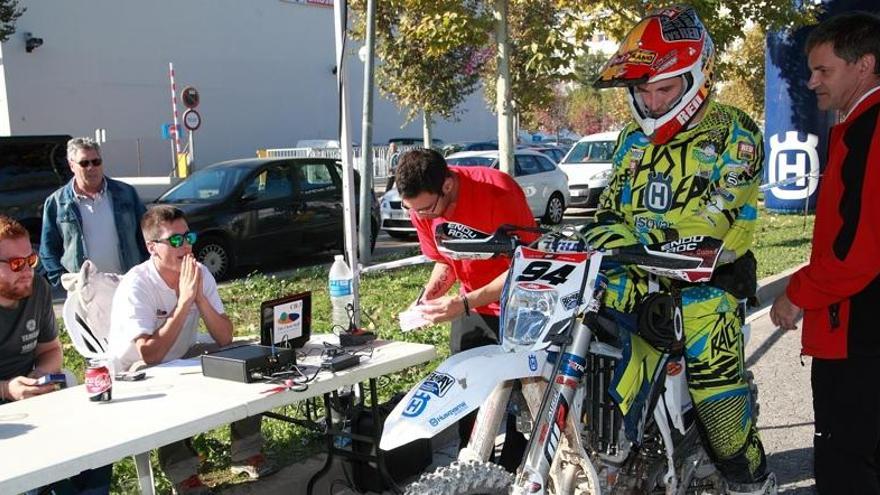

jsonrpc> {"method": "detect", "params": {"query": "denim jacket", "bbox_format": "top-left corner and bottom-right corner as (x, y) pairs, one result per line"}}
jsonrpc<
(40, 177), (148, 286)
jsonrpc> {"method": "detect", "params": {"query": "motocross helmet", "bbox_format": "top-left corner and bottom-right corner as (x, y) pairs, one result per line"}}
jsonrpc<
(593, 5), (715, 144)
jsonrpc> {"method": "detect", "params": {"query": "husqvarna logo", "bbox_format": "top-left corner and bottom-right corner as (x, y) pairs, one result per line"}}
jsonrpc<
(644, 172), (672, 213)
(767, 131), (819, 201)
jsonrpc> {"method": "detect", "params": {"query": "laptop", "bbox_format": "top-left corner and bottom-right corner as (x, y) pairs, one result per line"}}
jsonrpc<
(260, 291), (312, 349)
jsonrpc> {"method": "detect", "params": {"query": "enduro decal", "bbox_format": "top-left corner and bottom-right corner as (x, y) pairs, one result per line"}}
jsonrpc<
(558, 353), (587, 380)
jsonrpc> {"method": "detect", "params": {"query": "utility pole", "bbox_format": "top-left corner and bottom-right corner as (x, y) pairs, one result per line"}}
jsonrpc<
(495, 0), (514, 176)
(358, 0), (376, 264)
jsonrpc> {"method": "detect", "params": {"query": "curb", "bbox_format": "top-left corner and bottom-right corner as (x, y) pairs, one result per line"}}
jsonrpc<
(754, 263), (806, 308)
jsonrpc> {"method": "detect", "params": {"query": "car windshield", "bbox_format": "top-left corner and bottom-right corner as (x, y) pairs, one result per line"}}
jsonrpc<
(562, 140), (615, 164)
(446, 157), (495, 167)
(158, 166), (252, 203)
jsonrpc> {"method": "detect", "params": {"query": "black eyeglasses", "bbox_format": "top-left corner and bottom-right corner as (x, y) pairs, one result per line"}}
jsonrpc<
(152, 231), (198, 248)
(76, 158), (103, 168)
(0, 252), (39, 272)
(402, 193), (443, 215)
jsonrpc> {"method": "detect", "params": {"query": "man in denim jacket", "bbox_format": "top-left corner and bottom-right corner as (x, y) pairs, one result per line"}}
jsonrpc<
(40, 137), (148, 285)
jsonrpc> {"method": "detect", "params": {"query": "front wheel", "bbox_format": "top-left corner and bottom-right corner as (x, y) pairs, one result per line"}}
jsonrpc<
(404, 460), (513, 495)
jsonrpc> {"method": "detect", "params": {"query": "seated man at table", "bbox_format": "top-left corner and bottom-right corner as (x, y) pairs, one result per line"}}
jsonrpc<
(0, 214), (112, 494)
(108, 205), (274, 495)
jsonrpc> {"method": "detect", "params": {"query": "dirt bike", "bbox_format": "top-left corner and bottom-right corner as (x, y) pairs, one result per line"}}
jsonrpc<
(381, 223), (761, 494)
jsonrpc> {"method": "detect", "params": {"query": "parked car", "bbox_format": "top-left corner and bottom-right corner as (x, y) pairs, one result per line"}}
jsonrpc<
(0, 135), (72, 246)
(389, 137), (444, 147)
(441, 141), (497, 157)
(154, 157), (379, 280)
(379, 149), (568, 234)
(558, 131), (620, 209)
(526, 145), (567, 163)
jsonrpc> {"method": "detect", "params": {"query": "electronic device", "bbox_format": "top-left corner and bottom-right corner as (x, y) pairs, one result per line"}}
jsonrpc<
(35, 373), (67, 385)
(201, 344), (295, 383)
(115, 371), (146, 382)
(339, 329), (377, 347)
(260, 291), (311, 349)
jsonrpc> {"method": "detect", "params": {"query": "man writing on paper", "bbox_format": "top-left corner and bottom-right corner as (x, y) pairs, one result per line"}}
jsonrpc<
(395, 148), (535, 471)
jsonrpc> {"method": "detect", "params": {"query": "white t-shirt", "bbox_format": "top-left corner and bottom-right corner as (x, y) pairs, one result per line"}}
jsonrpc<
(108, 259), (223, 371)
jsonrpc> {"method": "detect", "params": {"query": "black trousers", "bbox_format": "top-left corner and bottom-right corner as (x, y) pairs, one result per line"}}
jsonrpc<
(451, 312), (528, 473)
(812, 357), (880, 494)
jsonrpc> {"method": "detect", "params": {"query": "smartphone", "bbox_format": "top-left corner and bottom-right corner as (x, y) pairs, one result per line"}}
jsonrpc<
(115, 371), (146, 382)
(35, 373), (67, 386)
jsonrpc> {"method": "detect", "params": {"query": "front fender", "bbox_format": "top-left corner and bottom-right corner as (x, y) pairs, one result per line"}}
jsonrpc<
(380, 344), (544, 451)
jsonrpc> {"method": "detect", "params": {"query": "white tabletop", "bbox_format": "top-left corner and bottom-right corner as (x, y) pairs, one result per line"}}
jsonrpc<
(0, 336), (436, 493)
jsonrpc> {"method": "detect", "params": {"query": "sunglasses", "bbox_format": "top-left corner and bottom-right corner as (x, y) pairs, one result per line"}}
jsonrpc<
(76, 158), (103, 168)
(152, 231), (198, 248)
(0, 252), (39, 272)
(401, 192), (443, 215)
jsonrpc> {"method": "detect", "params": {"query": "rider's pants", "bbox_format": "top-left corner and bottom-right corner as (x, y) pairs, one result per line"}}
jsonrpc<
(680, 285), (768, 485)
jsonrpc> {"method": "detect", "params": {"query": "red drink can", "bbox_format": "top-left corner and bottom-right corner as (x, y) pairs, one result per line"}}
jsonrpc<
(85, 359), (112, 402)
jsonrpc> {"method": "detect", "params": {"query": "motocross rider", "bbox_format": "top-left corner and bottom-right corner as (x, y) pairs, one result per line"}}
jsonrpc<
(586, 6), (775, 494)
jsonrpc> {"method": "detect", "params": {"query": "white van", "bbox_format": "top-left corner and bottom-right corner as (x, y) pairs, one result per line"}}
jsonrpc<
(558, 131), (620, 209)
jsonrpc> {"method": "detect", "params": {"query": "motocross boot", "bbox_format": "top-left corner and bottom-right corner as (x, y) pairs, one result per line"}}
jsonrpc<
(726, 472), (777, 495)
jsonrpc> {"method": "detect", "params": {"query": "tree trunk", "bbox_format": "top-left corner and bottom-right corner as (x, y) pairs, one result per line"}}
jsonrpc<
(422, 111), (433, 149)
(495, 0), (514, 176)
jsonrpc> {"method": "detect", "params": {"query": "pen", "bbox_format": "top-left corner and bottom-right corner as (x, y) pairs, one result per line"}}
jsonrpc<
(416, 287), (426, 306)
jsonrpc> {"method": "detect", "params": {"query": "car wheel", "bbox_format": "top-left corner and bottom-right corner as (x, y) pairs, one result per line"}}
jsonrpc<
(195, 236), (233, 281)
(543, 193), (565, 225)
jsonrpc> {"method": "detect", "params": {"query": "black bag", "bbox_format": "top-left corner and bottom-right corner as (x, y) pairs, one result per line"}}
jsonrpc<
(350, 393), (433, 492)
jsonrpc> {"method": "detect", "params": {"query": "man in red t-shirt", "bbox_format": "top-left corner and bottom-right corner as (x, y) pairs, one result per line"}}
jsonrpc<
(396, 148), (535, 470)
(396, 148), (535, 351)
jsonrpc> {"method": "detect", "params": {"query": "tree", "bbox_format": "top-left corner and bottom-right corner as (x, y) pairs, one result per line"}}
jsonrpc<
(716, 23), (766, 121)
(349, 0), (493, 144)
(0, 0), (24, 42)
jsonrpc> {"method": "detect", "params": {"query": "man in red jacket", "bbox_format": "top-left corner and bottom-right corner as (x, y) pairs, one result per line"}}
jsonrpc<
(770, 12), (880, 493)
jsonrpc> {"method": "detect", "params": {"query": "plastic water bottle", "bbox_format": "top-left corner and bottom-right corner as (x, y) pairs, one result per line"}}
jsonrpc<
(329, 255), (354, 330)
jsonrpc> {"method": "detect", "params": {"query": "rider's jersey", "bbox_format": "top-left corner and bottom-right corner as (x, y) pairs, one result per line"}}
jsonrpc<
(584, 101), (764, 312)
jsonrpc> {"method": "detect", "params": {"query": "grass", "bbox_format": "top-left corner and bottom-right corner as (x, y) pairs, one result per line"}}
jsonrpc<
(54, 206), (814, 493)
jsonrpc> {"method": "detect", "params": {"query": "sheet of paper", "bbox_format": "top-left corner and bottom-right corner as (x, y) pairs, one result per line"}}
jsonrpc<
(399, 306), (432, 332)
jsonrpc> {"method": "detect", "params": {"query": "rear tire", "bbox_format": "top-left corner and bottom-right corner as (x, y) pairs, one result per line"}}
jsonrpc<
(543, 193), (565, 225)
(404, 460), (512, 495)
(388, 230), (413, 240)
(195, 236), (233, 281)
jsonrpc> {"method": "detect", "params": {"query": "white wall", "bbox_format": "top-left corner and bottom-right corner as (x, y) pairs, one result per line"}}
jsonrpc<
(0, 0), (497, 176)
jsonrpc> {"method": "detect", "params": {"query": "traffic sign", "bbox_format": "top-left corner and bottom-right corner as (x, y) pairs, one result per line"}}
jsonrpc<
(181, 86), (200, 108)
(183, 109), (202, 131)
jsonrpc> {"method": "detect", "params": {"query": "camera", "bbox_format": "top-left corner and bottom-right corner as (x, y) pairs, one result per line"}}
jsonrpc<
(25, 33), (43, 53)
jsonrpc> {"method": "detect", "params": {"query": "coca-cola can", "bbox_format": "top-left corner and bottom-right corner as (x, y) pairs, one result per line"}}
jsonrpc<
(85, 359), (112, 402)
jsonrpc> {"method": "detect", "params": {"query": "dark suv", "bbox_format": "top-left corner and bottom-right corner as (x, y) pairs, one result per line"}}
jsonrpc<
(0, 135), (72, 245)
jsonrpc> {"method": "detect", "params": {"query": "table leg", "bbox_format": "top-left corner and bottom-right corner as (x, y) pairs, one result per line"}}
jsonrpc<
(307, 392), (336, 495)
(133, 452), (156, 495)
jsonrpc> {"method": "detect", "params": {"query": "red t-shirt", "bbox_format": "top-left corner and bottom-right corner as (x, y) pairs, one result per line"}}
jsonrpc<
(411, 166), (536, 316)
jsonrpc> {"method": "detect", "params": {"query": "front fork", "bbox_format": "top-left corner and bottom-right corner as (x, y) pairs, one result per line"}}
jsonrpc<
(512, 320), (594, 495)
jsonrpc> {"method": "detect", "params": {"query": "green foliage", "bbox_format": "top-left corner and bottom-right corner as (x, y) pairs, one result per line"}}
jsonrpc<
(0, 0), (23, 43)
(350, 0), (492, 124)
(716, 23), (766, 122)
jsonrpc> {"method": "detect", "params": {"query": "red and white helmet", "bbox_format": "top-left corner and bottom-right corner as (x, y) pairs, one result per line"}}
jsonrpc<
(594, 6), (715, 144)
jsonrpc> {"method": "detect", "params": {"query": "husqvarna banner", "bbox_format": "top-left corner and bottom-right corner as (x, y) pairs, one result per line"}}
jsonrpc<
(763, 0), (873, 213)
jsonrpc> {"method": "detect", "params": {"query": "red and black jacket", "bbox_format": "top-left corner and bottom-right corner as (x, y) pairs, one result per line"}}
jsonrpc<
(788, 88), (880, 359)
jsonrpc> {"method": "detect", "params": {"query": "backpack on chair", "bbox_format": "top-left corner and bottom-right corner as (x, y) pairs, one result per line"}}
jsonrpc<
(60, 260), (122, 359)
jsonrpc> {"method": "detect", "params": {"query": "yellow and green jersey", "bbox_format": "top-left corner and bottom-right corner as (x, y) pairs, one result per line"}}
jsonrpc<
(583, 101), (763, 313)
